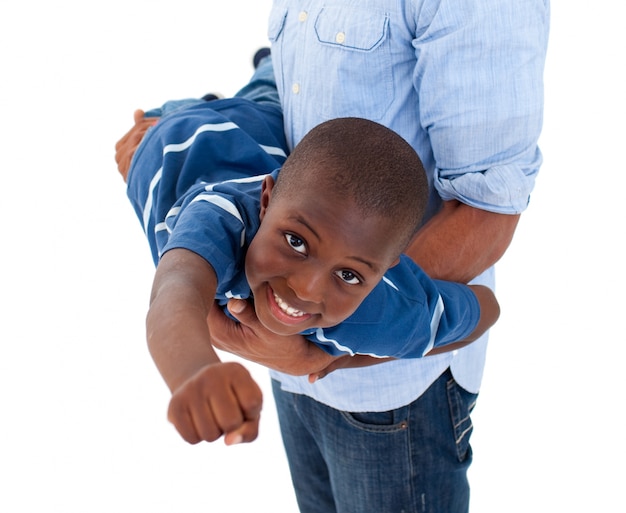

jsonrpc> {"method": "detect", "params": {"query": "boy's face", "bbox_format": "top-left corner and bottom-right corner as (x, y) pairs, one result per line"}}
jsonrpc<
(245, 175), (403, 336)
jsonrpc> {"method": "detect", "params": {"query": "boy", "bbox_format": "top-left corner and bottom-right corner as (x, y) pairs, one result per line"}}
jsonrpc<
(116, 60), (499, 445)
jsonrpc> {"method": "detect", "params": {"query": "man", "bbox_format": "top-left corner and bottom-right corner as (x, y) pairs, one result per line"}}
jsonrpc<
(210, 1), (550, 511)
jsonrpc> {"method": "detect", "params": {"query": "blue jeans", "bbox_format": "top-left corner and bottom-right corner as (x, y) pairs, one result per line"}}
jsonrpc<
(144, 55), (279, 118)
(232, 55), (279, 106)
(272, 368), (477, 513)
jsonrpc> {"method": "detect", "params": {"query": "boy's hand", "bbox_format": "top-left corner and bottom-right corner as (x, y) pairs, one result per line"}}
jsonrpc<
(207, 299), (335, 376)
(167, 361), (263, 445)
(114, 109), (159, 181)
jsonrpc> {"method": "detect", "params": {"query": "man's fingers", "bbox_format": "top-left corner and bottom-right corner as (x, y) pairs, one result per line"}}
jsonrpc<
(226, 299), (259, 327)
(133, 109), (146, 123)
(308, 355), (396, 383)
(114, 110), (160, 180)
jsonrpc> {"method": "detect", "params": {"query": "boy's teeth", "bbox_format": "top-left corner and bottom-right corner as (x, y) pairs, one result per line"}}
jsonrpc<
(273, 292), (305, 317)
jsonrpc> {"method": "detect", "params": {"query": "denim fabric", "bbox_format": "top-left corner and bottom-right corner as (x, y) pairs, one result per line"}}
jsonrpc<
(272, 368), (477, 513)
(232, 56), (280, 106)
(143, 99), (202, 118)
(143, 56), (279, 118)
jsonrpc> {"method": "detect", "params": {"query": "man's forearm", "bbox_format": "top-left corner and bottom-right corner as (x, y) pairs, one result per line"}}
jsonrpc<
(406, 200), (520, 283)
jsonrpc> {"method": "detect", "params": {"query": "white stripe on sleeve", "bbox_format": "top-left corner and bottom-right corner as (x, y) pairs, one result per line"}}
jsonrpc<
(191, 194), (247, 247)
(423, 295), (444, 356)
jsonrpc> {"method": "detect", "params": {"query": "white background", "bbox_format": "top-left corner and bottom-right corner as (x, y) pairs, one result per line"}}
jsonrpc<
(0, 1), (623, 511)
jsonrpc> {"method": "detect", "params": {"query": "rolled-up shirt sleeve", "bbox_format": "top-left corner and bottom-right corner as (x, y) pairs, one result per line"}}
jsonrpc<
(414, 0), (550, 214)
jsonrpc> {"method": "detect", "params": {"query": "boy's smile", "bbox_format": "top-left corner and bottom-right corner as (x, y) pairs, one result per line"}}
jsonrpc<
(245, 175), (403, 336)
(268, 286), (313, 325)
(272, 289), (309, 319)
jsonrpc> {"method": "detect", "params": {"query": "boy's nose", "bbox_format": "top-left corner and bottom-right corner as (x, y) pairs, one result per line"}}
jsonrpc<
(287, 267), (325, 305)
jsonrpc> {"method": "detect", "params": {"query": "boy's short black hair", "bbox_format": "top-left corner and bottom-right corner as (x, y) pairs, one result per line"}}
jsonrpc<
(273, 117), (429, 254)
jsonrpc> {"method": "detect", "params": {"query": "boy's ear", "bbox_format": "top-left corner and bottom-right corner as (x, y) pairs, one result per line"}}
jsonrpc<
(259, 175), (275, 221)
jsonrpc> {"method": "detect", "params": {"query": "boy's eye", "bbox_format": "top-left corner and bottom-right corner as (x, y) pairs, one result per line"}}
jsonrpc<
(285, 233), (307, 254)
(335, 269), (361, 285)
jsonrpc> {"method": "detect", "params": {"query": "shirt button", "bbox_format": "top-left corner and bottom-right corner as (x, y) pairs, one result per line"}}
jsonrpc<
(335, 32), (346, 44)
(292, 83), (300, 94)
(298, 11), (308, 22)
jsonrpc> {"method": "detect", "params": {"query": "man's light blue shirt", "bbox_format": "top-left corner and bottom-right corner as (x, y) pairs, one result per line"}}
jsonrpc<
(267, 0), (549, 411)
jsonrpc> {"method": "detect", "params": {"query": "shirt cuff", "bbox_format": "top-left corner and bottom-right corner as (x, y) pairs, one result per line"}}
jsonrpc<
(434, 162), (539, 215)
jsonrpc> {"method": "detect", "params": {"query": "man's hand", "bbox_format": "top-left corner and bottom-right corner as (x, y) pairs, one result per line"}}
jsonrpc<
(207, 299), (336, 376)
(308, 354), (395, 382)
(167, 361), (263, 446)
(207, 299), (397, 380)
(114, 109), (159, 181)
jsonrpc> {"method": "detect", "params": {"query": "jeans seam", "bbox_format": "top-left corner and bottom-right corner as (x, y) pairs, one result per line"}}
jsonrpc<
(339, 410), (409, 433)
(446, 378), (476, 462)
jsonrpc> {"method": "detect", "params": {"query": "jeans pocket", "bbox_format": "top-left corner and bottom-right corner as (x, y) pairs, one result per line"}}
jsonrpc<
(340, 408), (409, 433)
(446, 378), (478, 462)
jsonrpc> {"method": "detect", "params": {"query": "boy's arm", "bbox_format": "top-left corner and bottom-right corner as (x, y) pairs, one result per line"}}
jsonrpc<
(148, 248), (262, 445)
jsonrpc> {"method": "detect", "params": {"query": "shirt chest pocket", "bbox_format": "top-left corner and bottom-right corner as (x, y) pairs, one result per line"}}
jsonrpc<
(314, 8), (388, 51)
(312, 8), (393, 120)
